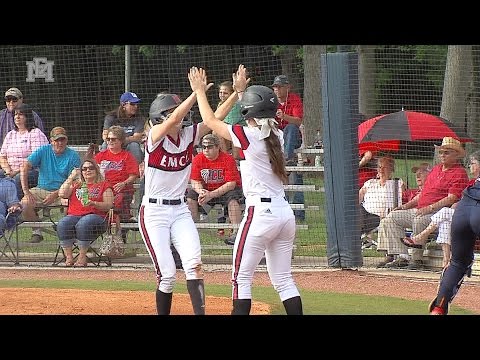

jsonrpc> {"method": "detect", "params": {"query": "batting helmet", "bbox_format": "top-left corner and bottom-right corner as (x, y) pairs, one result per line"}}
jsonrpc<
(149, 93), (193, 127)
(239, 85), (278, 120)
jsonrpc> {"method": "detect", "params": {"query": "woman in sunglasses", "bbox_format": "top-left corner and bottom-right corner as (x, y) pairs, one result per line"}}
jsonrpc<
(57, 159), (114, 267)
(95, 125), (139, 229)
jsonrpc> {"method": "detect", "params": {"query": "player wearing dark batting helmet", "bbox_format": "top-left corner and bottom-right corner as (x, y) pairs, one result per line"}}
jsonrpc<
(189, 65), (303, 315)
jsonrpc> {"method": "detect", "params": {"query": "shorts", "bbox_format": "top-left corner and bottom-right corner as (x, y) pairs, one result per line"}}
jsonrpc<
(186, 186), (244, 209)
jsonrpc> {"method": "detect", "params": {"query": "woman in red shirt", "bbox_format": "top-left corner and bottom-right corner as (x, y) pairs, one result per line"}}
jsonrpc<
(57, 159), (114, 267)
(95, 125), (139, 222)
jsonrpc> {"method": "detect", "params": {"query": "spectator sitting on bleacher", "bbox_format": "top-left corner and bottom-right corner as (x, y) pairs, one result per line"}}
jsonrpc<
(95, 125), (139, 229)
(57, 159), (114, 267)
(0, 87), (45, 148)
(376, 137), (469, 270)
(101, 91), (145, 165)
(402, 150), (480, 268)
(272, 75), (305, 221)
(186, 133), (244, 246)
(0, 177), (22, 235)
(402, 162), (431, 204)
(0, 103), (48, 199)
(20, 127), (81, 243)
(359, 156), (404, 246)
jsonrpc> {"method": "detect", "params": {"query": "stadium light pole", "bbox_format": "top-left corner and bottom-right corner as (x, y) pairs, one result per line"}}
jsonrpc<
(125, 45), (131, 92)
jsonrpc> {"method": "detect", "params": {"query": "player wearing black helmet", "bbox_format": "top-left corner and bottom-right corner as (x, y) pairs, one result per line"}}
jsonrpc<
(139, 81), (238, 315)
(189, 65), (303, 316)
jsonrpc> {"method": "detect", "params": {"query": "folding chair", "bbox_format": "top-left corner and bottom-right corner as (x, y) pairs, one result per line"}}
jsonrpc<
(0, 211), (21, 264)
(52, 219), (112, 267)
(52, 237), (112, 267)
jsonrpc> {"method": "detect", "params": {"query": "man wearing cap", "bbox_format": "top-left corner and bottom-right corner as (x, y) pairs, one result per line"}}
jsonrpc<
(186, 133), (244, 245)
(271, 75), (303, 164)
(272, 75), (305, 221)
(376, 137), (469, 270)
(101, 91), (145, 165)
(0, 87), (45, 147)
(20, 126), (81, 243)
(402, 162), (432, 203)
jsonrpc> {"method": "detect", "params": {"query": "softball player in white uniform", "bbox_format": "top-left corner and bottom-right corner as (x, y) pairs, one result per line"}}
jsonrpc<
(189, 65), (303, 315)
(139, 91), (212, 315)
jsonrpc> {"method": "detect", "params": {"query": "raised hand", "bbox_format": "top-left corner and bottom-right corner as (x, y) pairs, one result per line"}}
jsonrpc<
(232, 64), (250, 92)
(189, 67), (213, 93)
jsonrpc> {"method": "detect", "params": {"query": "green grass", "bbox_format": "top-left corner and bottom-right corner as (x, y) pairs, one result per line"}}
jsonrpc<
(0, 278), (473, 315)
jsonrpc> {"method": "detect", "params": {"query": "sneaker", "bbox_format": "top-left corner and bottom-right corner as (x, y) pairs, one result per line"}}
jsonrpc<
(29, 234), (44, 243)
(384, 257), (409, 268)
(407, 259), (425, 270)
(285, 159), (297, 166)
(376, 255), (394, 268)
(361, 239), (374, 249)
(430, 306), (446, 315)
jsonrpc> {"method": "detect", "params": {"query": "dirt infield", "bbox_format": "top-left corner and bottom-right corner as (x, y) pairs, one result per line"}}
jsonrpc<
(1, 268), (479, 314)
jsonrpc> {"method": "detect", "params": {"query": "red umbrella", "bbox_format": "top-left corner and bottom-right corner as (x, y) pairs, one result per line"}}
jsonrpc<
(358, 110), (473, 151)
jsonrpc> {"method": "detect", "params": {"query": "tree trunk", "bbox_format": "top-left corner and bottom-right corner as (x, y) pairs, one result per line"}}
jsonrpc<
(358, 45), (377, 119)
(303, 45), (325, 147)
(466, 46), (480, 151)
(440, 45), (472, 125)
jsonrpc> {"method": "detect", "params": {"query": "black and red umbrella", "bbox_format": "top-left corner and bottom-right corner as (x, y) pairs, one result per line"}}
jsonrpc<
(358, 110), (473, 152)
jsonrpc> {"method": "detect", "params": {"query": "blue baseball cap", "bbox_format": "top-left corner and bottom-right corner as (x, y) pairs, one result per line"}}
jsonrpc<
(120, 91), (141, 104)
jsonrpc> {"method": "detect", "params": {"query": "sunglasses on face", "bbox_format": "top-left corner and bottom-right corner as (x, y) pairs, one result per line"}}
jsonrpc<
(106, 137), (118, 142)
(82, 166), (96, 171)
(5, 97), (18, 103)
(202, 144), (215, 150)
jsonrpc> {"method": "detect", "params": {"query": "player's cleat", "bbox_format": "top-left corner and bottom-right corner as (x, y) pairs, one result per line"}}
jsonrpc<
(430, 306), (446, 315)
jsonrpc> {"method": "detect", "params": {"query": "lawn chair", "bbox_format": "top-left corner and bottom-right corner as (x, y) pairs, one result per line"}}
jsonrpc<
(0, 210), (21, 264)
(52, 206), (112, 267)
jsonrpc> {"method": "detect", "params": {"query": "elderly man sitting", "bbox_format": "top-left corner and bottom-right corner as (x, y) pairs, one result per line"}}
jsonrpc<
(376, 137), (469, 270)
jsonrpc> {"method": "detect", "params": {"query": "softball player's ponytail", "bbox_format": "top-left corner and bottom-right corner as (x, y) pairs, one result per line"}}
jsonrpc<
(264, 128), (288, 184)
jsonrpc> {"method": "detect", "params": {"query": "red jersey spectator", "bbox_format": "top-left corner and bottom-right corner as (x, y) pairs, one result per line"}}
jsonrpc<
(186, 133), (244, 245)
(57, 159), (114, 267)
(272, 75), (303, 163)
(95, 125), (139, 222)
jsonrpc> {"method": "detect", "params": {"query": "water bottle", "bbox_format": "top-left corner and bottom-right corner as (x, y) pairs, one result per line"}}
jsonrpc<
(81, 182), (89, 206)
(315, 155), (322, 167)
(314, 129), (322, 148)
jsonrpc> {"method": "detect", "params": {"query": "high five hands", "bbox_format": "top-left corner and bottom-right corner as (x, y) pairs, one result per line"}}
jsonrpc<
(188, 67), (212, 93)
(189, 64), (250, 94)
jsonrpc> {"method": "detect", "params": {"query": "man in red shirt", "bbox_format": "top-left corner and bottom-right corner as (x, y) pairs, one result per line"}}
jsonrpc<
(186, 134), (244, 245)
(376, 137), (469, 270)
(272, 75), (304, 165)
(272, 74), (305, 221)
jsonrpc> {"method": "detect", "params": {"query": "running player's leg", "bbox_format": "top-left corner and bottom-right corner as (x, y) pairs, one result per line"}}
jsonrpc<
(430, 203), (477, 314)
